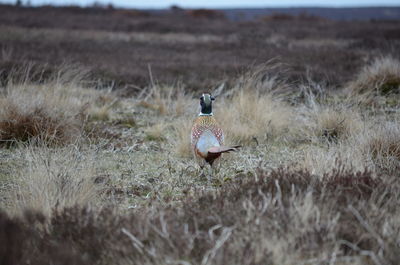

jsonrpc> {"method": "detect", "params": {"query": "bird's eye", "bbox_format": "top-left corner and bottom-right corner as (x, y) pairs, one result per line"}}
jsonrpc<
(211, 97), (215, 101)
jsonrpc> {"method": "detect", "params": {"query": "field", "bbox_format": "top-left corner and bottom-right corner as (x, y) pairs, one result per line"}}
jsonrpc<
(1, 4), (400, 265)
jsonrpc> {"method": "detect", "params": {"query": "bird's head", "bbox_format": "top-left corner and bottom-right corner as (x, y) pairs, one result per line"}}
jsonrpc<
(199, 93), (215, 115)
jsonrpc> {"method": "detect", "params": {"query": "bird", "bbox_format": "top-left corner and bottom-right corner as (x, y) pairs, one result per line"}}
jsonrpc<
(191, 93), (240, 181)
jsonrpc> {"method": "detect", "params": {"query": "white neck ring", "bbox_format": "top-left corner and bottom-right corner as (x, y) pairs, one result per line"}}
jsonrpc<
(199, 112), (213, 116)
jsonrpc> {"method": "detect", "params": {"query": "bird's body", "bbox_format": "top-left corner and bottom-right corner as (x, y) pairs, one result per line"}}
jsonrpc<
(191, 115), (224, 167)
(191, 93), (240, 178)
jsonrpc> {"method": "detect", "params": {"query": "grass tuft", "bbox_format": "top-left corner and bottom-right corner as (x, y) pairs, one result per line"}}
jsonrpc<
(138, 84), (193, 116)
(0, 65), (114, 145)
(172, 117), (193, 158)
(301, 103), (363, 142)
(4, 145), (101, 218)
(144, 123), (167, 142)
(0, 85), (87, 146)
(218, 65), (294, 145)
(347, 56), (400, 100)
(361, 121), (400, 174)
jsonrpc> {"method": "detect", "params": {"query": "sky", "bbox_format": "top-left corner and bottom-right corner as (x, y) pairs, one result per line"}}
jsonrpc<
(1, 0), (400, 8)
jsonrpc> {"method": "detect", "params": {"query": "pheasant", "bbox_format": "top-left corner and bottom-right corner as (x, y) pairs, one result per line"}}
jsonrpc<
(191, 93), (240, 179)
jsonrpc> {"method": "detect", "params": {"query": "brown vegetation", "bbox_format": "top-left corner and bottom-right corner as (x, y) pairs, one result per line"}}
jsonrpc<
(0, 65), (113, 146)
(0, 4), (399, 92)
(1, 167), (399, 265)
(186, 9), (226, 19)
(1, 4), (400, 265)
(347, 57), (400, 105)
(1, 56), (400, 264)
(261, 12), (326, 22)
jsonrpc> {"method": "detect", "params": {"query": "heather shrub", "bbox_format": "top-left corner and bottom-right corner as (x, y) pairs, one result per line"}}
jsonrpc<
(2, 167), (399, 265)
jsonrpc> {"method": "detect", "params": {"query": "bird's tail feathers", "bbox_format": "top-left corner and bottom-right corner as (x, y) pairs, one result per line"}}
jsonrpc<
(208, 145), (241, 154)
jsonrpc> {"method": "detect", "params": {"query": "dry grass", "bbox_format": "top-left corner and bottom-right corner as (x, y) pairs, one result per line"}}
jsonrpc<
(1, 10), (400, 264)
(219, 90), (293, 144)
(0, 64), (122, 146)
(0, 84), (85, 145)
(4, 145), (101, 218)
(347, 56), (400, 102)
(2, 58), (400, 265)
(87, 94), (119, 122)
(300, 101), (363, 143)
(144, 123), (167, 142)
(172, 117), (193, 158)
(0, 101), (82, 145)
(0, 65), (107, 145)
(2, 167), (399, 265)
(360, 121), (400, 174)
(301, 117), (400, 176)
(301, 143), (367, 175)
(137, 84), (194, 116)
(137, 83), (196, 158)
(218, 65), (295, 145)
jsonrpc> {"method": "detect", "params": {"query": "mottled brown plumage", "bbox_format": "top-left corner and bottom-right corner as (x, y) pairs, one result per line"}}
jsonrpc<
(191, 93), (240, 170)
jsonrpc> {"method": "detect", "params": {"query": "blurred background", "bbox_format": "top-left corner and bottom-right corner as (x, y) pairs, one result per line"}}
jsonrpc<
(0, 0), (399, 93)
(2, 0), (400, 8)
